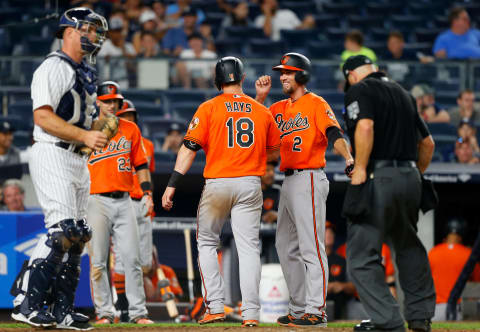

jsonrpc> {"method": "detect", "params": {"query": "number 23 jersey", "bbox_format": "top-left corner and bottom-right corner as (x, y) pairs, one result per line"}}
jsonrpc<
(269, 92), (340, 172)
(185, 93), (280, 179)
(88, 118), (148, 194)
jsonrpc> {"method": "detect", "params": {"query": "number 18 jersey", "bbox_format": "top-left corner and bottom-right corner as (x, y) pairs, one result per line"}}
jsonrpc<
(184, 93), (280, 179)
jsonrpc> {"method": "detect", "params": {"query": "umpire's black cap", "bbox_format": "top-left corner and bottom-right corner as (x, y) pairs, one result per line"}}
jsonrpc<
(342, 55), (374, 92)
(214, 56), (244, 91)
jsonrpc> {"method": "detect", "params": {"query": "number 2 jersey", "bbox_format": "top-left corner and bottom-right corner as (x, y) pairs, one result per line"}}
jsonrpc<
(269, 92), (340, 172)
(88, 118), (148, 194)
(184, 93), (280, 179)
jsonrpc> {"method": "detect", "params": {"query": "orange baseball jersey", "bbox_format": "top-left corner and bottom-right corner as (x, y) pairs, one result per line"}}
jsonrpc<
(88, 118), (148, 194)
(428, 243), (480, 303)
(269, 92), (340, 171)
(130, 137), (155, 199)
(337, 243), (394, 277)
(184, 93), (280, 179)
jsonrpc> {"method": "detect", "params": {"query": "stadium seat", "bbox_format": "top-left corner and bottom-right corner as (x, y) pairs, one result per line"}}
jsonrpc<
(170, 101), (199, 120)
(249, 39), (284, 57)
(140, 117), (187, 137)
(348, 15), (385, 30)
(432, 135), (456, 162)
(132, 101), (163, 117)
(247, 3), (261, 21)
(214, 38), (244, 57)
(427, 123), (457, 137)
(154, 151), (176, 163)
(0, 8), (22, 25)
(308, 41), (343, 60)
(320, 91), (344, 106)
(391, 15), (425, 33)
(313, 14), (340, 29)
(280, 29), (320, 50)
(204, 12), (224, 30)
(0, 115), (33, 131)
(434, 92), (458, 109)
(408, 3), (445, 17)
(8, 100), (32, 118)
(433, 81), (461, 94)
(322, 2), (357, 16)
(366, 2), (404, 16)
(162, 89), (207, 105)
(123, 89), (161, 104)
(13, 130), (31, 149)
(370, 28), (391, 43)
(403, 42), (433, 56)
(326, 27), (349, 42)
(415, 28), (443, 44)
(24, 36), (53, 56)
(6, 88), (30, 105)
(311, 65), (337, 90)
(433, 15), (449, 29)
(463, 3), (480, 18)
(280, 1), (318, 18)
(224, 26), (265, 40)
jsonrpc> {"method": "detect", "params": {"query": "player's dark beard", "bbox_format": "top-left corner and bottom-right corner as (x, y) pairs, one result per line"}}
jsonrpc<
(282, 85), (293, 95)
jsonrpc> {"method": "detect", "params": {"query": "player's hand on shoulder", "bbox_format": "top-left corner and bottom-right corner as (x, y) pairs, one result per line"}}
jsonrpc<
(162, 187), (176, 211)
(84, 130), (108, 151)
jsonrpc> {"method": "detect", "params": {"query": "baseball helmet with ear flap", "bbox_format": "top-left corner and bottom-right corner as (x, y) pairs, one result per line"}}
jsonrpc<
(214, 56), (244, 91)
(272, 52), (311, 85)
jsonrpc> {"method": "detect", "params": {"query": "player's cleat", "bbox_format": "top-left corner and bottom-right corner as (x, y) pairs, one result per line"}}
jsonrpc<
(56, 313), (93, 330)
(242, 320), (259, 327)
(408, 319), (431, 332)
(288, 313), (327, 327)
(198, 312), (226, 324)
(94, 316), (113, 324)
(354, 320), (405, 332)
(131, 316), (154, 324)
(277, 314), (297, 326)
(11, 306), (56, 328)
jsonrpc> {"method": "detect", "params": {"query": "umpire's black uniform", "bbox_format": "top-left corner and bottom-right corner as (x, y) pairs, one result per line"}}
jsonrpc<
(341, 56), (436, 332)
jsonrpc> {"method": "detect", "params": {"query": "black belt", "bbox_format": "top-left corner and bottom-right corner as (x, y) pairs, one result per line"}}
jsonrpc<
(285, 169), (303, 176)
(55, 142), (82, 155)
(98, 191), (127, 199)
(371, 160), (416, 169)
(131, 197), (141, 201)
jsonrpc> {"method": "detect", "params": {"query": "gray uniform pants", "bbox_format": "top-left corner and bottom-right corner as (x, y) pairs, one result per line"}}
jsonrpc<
(86, 194), (147, 321)
(197, 176), (262, 320)
(346, 167), (435, 329)
(275, 169), (329, 317)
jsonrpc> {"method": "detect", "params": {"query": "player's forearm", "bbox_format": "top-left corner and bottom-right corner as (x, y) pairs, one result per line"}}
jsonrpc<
(354, 119), (374, 170)
(34, 108), (88, 144)
(333, 138), (353, 162)
(267, 148), (279, 163)
(255, 93), (268, 104)
(343, 281), (357, 295)
(417, 135), (435, 174)
(173, 145), (197, 175)
(136, 168), (151, 184)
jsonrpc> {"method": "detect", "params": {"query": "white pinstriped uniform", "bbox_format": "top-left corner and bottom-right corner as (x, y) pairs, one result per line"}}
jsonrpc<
(29, 52), (97, 228)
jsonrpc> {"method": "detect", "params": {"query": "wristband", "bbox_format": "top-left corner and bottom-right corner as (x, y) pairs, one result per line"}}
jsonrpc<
(140, 181), (152, 192)
(167, 170), (183, 188)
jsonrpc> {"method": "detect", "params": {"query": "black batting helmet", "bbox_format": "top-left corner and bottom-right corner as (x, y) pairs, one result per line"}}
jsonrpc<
(116, 99), (137, 123)
(272, 52), (311, 85)
(446, 218), (467, 237)
(97, 81), (124, 101)
(214, 56), (244, 91)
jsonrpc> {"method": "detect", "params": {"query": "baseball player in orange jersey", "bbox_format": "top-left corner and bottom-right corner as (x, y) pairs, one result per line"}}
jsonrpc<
(86, 81), (154, 325)
(255, 52), (354, 327)
(111, 99), (155, 322)
(162, 56), (280, 328)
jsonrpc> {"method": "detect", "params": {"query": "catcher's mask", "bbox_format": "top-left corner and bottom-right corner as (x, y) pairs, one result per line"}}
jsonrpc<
(214, 56), (244, 91)
(272, 52), (311, 85)
(56, 7), (108, 63)
(97, 81), (124, 101)
(116, 99), (138, 123)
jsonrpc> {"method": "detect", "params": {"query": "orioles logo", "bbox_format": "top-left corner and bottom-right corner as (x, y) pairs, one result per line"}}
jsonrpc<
(330, 264), (342, 277)
(189, 117), (200, 130)
(326, 109), (336, 120)
(229, 73), (234, 80)
(108, 85), (116, 94)
(263, 198), (274, 210)
(281, 55), (290, 65)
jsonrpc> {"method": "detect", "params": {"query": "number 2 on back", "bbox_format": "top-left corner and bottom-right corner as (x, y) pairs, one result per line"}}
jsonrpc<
(292, 136), (302, 151)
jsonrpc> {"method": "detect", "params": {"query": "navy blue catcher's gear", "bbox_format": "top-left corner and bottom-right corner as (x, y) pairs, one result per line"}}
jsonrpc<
(76, 219), (92, 243)
(56, 7), (108, 62)
(58, 219), (82, 244)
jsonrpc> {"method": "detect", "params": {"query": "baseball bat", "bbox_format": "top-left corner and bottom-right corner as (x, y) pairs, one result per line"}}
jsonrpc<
(156, 268), (179, 318)
(184, 228), (194, 303)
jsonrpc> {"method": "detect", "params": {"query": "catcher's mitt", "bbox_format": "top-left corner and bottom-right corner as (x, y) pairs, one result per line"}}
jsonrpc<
(80, 113), (119, 156)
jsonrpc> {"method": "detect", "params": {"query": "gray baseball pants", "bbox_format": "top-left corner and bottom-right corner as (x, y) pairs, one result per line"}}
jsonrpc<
(197, 176), (263, 320)
(275, 169), (329, 318)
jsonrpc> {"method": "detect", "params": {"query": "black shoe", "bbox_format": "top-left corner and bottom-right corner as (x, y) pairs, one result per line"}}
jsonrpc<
(354, 320), (405, 332)
(57, 313), (93, 330)
(288, 313), (327, 327)
(11, 306), (56, 328)
(408, 319), (431, 332)
(277, 314), (296, 326)
(120, 310), (129, 323)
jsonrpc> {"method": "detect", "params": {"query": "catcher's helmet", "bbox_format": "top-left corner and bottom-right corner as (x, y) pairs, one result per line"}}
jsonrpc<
(97, 81), (124, 101)
(272, 52), (311, 85)
(116, 99), (138, 123)
(56, 7), (108, 60)
(214, 56), (244, 91)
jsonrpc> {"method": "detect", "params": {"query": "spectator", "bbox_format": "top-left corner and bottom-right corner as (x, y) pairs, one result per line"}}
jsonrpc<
(162, 8), (198, 57)
(199, 21), (216, 52)
(221, 1), (251, 29)
(449, 89), (480, 126)
(410, 84), (450, 123)
(97, 16), (136, 88)
(152, 0), (167, 21)
(325, 222), (356, 320)
(175, 32), (217, 88)
(383, 31), (434, 64)
(428, 218), (480, 320)
(137, 31), (161, 58)
(433, 6), (480, 59)
(457, 121), (480, 154)
(341, 30), (377, 65)
(165, 0), (205, 26)
(254, 0), (315, 41)
(132, 9), (166, 54)
(161, 123), (183, 154)
(0, 120), (20, 167)
(1, 179), (27, 211)
(454, 137), (479, 164)
(260, 160), (280, 263)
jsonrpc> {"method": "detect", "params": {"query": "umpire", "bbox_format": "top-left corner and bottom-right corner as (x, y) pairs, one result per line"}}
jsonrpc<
(341, 55), (436, 332)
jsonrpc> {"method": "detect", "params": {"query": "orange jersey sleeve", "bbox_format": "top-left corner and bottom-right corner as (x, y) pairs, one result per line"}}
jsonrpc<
(269, 92), (340, 171)
(184, 93), (280, 179)
(88, 118), (148, 194)
(130, 137), (155, 199)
